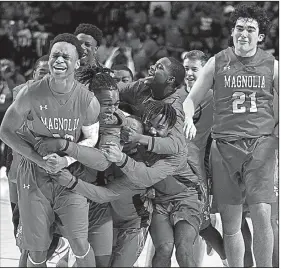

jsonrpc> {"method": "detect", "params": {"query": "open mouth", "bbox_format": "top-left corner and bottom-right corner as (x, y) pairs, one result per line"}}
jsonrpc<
(53, 66), (67, 73)
(186, 77), (195, 82)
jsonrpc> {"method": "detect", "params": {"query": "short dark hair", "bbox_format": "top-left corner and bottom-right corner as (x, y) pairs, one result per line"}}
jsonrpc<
(34, 55), (49, 71)
(74, 23), (103, 46)
(142, 101), (177, 130)
(183, 50), (208, 66)
(111, 64), (133, 80)
(166, 57), (185, 87)
(49, 33), (84, 59)
(230, 4), (271, 36)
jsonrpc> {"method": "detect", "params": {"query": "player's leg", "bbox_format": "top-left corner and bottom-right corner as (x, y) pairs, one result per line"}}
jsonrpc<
(211, 140), (245, 267)
(17, 161), (54, 267)
(241, 211), (254, 267)
(110, 226), (146, 267)
(88, 220), (113, 267)
(174, 220), (198, 267)
(245, 136), (278, 267)
(200, 224), (227, 263)
(149, 209), (174, 267)
(55, 188), (95, 267)
(271, 216), (279, 268)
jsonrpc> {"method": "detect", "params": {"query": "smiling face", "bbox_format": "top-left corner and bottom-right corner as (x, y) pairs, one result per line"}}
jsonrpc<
(144, 113), (171, 138)
(148, 57), (173, 85)
(231, 17), (264, 56)
(48, 42), (80, 79)
(76, 33), (98, 66)
(183, 58), (204, 89)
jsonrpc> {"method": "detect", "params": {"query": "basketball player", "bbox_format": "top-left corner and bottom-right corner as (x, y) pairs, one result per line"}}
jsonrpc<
(74, 23), (103, 67)
(182, 50), (228, 266)
(183, 4), (278, 267)
(0, 33), (100, 267)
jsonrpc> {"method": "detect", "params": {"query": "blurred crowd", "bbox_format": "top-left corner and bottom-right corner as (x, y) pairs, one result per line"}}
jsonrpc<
(0, 2), (279, 80)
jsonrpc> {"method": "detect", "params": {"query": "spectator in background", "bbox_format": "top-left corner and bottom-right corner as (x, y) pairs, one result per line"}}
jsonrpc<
(96, 33), (114, 65)
(105, 47), (135, 77)
(125, 3), (147, 33)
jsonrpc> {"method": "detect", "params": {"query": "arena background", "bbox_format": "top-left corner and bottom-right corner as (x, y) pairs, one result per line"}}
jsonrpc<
(0, 1), (278, 267)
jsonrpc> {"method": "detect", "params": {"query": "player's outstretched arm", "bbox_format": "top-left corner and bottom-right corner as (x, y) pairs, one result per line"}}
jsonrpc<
(183, 56), (215, 139)
(51, 169), (142, 203)
(0, 87), (47, 169)
(102, 142), (184, 187)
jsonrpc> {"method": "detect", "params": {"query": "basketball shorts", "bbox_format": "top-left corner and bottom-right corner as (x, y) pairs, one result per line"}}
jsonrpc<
(211, 135), (278, 205)
(16, 157), (89, 251)
(88, 200), (113, 256)
(149, 189), (202, 249)
(111, 224), (149, 267)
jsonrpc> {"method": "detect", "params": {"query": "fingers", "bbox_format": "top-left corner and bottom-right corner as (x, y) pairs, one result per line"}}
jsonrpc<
(43, 153), (58, 160)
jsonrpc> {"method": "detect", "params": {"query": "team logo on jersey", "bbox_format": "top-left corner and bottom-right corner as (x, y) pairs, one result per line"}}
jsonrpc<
(23, 184), (30, 189)
(40, 105), (48, 110)
(223, 65), (231, 71)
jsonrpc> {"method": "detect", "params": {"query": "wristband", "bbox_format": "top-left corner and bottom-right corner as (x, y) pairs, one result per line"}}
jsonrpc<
(68, 177), (79, 190)
(61, 139), (70, 152)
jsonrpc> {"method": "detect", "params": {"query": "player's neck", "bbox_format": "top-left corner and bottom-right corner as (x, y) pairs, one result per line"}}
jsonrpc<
(49, 76), (75, 94)
(234, 46), (257, 58)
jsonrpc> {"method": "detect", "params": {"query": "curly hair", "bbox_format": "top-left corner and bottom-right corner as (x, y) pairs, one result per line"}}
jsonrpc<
(142, 101), (177, 130)
(230, 3), (271, 36)
(76, 65), (118, 94)
(74, 23), (103, 46)
(49, 33), (84, 59)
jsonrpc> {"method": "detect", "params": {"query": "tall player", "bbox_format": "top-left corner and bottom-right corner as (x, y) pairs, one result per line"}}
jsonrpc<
(183, 4), (278, 267)
(0, 33), (100, 267)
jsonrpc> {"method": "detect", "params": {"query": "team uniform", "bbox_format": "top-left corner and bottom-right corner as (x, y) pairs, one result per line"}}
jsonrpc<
(211, 47), (278, 205)
(15, 75), (96, 252)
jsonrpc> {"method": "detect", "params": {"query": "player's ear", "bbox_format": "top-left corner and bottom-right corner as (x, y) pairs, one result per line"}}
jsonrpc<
(75, 59), (80, 70)
(167, 76), (175, 85)
(258, 34), (265, 43)
(231, 28), (234, 37)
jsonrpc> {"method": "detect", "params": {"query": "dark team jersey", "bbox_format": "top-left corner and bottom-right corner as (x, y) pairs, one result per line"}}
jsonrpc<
(213, 47), (275, 139)
(21, 75), (94, 143)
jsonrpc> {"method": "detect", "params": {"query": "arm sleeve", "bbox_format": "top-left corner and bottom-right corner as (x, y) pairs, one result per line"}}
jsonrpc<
(65, 142), (111, 171)
(118, 152), (185, 188)
(118, 80), (142, 105)
(73, 174), (144, 202)
(148, 99), (186, 154)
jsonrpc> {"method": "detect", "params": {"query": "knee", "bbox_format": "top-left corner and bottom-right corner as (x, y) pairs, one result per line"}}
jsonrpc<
(249, 203), (271, 227)
(68, 238), (90, 257)
(155, 242), (174, 259)
(28, 250), (47, 263)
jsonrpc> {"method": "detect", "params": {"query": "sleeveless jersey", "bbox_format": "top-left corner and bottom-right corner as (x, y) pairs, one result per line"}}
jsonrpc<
(213, 47), (275, 139)
(24, 75), (94, 143)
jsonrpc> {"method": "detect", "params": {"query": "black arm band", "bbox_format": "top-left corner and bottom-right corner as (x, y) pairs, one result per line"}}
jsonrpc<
(61, 140), (70, 152)
(68, 177), (78, 190)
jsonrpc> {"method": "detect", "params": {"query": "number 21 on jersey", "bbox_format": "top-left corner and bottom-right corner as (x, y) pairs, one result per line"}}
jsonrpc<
(232, 91), (257, 113)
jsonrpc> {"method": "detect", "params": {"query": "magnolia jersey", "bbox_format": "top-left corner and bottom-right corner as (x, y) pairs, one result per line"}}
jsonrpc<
(213, 47), (275, 140)
(21, 75), (94, 143)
